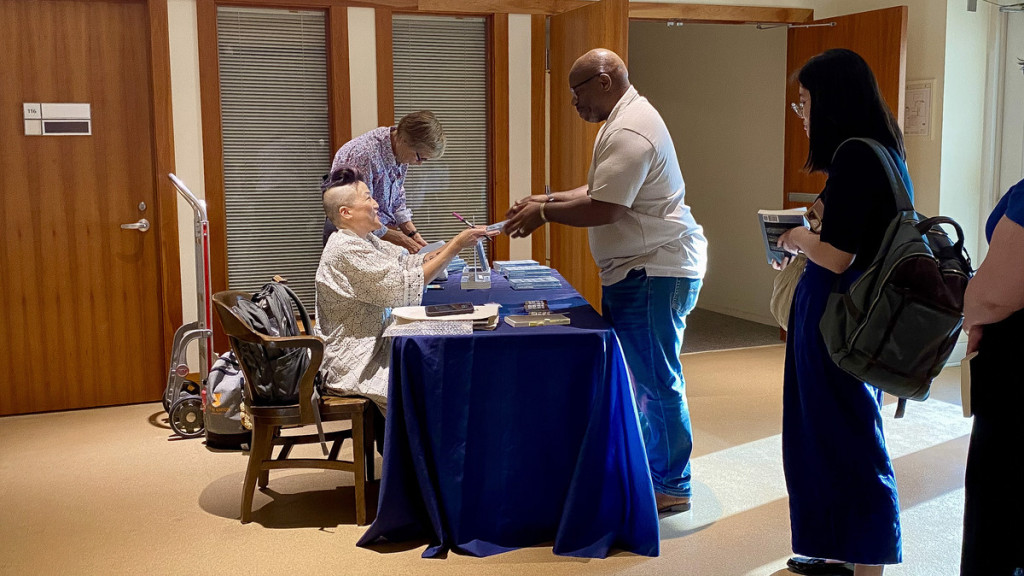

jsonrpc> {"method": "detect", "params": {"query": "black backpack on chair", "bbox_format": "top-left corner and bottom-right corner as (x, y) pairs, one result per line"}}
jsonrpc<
(230, 282), (313, 406)
(819, 138), (974, 417)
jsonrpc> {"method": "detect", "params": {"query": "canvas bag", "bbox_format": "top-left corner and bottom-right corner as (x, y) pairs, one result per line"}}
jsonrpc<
(769, 200), (822, 329)
(770, 254), (807, 329)
(819, 138), (973, 417)
(205, 350), (252, 442)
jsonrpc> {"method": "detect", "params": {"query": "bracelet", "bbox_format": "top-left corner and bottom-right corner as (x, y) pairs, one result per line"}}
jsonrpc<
(539, 202), (549, 223)
(406, 229), (418, 238)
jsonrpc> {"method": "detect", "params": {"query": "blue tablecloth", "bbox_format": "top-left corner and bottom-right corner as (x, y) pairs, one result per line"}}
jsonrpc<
(356, 271), (660, 558)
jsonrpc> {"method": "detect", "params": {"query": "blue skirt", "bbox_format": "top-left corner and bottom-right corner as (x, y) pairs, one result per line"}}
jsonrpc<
(783, 260), (902, 565)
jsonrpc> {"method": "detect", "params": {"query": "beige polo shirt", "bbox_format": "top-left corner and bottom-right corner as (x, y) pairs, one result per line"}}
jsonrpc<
(587, 85), (708, 286)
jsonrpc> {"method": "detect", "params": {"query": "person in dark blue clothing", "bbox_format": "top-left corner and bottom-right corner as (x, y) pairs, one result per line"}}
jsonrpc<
(774, 49), (908, 576)
(960, 177), (1024, 576)
(960, 58), (1024, 575)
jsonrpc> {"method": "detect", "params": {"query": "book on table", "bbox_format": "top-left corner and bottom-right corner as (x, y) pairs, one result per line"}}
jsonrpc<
(758, 208), (807, 266)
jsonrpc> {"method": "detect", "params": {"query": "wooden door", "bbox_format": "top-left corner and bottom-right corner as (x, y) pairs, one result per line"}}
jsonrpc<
(549, 0), (629, 309)
(0, 0), (172, 415)
(784, 6), (908, 208)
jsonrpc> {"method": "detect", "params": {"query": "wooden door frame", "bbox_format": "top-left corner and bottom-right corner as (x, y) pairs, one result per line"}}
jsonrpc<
(147, 0), (183, 365)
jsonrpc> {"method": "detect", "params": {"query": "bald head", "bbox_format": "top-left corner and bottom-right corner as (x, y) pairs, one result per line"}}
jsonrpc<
(569, 48), (628, 87)
(568, 49), (630, 123)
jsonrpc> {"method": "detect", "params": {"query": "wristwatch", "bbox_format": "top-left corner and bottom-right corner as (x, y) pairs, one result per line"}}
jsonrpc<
(406, 229), (418, 238)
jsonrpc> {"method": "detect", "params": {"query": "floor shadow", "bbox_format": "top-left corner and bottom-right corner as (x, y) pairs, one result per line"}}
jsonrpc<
(359, 539), (432, 555)
(198, 471), (379, 530)
(683, 308), (782, 354)
(146, 411), (171, 430)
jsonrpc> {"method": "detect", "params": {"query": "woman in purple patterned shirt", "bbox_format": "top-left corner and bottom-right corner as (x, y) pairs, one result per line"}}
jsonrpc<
(323, 111), (446, 253)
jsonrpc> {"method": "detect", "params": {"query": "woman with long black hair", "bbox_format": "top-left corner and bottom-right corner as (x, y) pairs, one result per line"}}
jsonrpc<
(775, 49), (911, 576)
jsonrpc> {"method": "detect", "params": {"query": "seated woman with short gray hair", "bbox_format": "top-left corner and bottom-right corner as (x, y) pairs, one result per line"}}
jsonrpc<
(314, 166), (496, 413)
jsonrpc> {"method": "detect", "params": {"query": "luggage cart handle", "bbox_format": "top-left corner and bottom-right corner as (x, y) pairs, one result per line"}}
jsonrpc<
(168, 173), (208, 221)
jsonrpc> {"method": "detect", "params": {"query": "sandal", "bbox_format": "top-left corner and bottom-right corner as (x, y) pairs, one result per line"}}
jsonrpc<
(786, 556), (854, 576)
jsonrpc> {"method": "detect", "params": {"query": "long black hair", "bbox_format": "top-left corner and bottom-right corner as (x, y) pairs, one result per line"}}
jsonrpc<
(798, 49), (905, 173)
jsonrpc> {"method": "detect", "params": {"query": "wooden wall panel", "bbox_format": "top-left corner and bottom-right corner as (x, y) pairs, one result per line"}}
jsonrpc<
(328, 5), (353, 149)
(530, 13), (547, 263)
(375, 7), (395, 126)
(489, 13), (510, 261)
(549, 0), (628, 308)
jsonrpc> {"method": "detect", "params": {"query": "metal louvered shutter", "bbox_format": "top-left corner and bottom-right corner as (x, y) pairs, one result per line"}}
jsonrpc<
(217, 7), (331, 306)
(392, 15), (489, 250)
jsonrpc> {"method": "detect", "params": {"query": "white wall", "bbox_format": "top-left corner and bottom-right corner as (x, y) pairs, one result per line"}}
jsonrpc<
(630, 21), (788, 325)
(347, 7), (378, 138)
(939, 0), (995, 264)
(508, 14), (534, 261)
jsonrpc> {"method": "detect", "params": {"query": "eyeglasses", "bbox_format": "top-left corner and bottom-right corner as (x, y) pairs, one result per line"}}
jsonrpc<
(570, 72), (603, 98)
(415, 151), (426, 163)
(790, 102), (806, 120)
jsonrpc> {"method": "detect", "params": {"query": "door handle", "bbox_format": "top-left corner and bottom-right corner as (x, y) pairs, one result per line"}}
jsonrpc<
(120, 218), (150, 232)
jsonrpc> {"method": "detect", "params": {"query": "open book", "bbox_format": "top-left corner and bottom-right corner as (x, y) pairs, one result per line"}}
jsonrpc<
(758, 208), (807, 266)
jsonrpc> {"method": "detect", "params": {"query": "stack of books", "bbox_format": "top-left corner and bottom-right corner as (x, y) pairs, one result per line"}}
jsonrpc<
(494, 259), (539, 273)
(503, 264), (555, 279)
(447, 256), (467, 273)
(498, 261), (561, 290)
(509, 277), (562, 290)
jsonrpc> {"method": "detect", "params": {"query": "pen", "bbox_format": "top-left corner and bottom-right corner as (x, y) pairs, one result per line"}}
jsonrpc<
(452, 211), (493, 241)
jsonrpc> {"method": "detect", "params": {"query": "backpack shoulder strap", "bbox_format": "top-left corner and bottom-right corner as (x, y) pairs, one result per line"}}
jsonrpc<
(834, 137), (914, 212)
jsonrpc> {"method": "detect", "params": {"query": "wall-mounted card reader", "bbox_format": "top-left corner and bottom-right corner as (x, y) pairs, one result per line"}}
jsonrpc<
(24, 103), (91, 136)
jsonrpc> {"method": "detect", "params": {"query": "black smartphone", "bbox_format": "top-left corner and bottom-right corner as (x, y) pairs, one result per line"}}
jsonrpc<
(424, 302), (474, 317)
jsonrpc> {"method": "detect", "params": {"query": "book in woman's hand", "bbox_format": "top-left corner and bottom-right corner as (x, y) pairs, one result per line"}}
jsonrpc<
(758, 208), (807, 266)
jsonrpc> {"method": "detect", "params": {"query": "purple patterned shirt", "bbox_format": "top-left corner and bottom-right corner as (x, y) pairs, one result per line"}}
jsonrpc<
(331, 126), (410, 237)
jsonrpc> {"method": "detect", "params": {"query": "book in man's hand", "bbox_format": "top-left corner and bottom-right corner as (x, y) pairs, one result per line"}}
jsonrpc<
(758, 208), (808, 266)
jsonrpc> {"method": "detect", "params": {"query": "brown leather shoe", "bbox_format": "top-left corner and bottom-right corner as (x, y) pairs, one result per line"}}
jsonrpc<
(655, 492), (691, 513)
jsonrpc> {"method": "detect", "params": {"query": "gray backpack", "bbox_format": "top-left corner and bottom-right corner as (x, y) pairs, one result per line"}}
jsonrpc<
(819, 138), (973, 417)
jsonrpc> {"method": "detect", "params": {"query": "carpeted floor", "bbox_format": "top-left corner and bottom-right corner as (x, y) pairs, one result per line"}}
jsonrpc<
(0, 346), (970, 576)
(682, 308), (782, 354)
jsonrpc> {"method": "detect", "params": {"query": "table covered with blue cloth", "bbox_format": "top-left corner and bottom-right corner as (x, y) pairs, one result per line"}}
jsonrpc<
(356, 270), (660, 558)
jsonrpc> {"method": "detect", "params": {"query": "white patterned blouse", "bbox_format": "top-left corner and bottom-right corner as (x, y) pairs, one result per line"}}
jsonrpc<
(314, 228), (425, 413)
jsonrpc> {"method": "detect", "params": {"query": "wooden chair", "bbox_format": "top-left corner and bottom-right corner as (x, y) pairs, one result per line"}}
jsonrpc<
(212, 290), (377, 525)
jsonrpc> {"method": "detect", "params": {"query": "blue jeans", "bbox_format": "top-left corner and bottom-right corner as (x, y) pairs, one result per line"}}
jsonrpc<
(602, 268), (701, 497)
